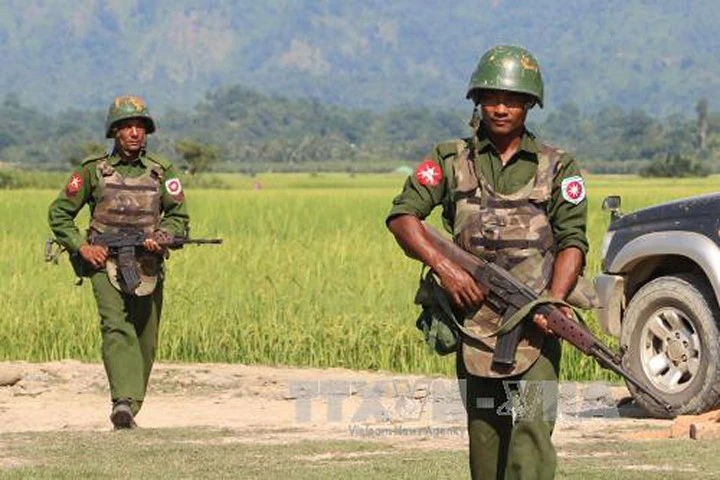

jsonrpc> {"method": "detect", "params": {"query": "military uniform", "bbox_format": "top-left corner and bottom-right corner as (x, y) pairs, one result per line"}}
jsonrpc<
(48, 96), (189, 423)
(388, 127), (588, 478)
(387, 45), (590, 480)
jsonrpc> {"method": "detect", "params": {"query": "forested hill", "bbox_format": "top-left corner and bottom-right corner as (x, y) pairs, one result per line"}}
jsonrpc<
(2, 85), (718, 174)
(1, 0), (719, 115)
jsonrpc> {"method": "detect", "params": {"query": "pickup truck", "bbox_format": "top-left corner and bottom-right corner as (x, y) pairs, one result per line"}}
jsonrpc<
(595, 194), (720, 417)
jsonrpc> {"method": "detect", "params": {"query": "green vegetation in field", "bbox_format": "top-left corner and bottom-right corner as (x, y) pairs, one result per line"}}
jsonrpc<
(558, 439), (720, 479)
(3, 428), (720, 479)
(2, 174), (720, 380)
(0, 428), (468, 480)
(0, 169), (67, 189)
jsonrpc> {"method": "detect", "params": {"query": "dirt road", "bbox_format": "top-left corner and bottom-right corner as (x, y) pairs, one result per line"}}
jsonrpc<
(0, 360), (671, 448)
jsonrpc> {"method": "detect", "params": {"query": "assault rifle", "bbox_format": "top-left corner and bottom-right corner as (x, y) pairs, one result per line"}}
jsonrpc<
(422, 222), (672, 412)
(45, 231), (222, 292)
(89, 230), (222, 292)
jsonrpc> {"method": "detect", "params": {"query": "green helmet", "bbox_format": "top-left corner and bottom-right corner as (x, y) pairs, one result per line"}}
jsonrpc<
(105, 95), (156, 138)
(466, 45), (544, 108)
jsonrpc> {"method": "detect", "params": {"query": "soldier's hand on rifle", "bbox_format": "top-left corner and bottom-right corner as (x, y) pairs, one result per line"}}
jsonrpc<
(533, 303), (572, 337)
(534, 248), (583, 336)
(143, 230), (171, 253)
(79, 244), (109, 269)
(533, 313), (554, 337)
(434, 257), (485, 310)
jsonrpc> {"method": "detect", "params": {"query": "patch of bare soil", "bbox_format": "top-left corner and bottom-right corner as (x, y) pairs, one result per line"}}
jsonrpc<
(0, 361), (670, 451)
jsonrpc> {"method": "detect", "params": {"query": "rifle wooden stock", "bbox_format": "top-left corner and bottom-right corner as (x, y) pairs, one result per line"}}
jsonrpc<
(421, 222), (672, 412)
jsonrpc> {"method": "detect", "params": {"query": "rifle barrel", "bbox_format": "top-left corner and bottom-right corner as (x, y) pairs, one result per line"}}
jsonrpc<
(589, 345), (673, 411)
(173, 238), (223, 245)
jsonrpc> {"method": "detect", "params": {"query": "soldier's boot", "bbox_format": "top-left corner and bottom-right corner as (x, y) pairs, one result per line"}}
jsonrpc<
(110, 398), (137, 430)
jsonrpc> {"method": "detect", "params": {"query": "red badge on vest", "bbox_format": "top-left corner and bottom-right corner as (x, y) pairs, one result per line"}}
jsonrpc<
(65, 173), (83, 196)
(561, 176), (586, 204)
(415, 160), (442, 187)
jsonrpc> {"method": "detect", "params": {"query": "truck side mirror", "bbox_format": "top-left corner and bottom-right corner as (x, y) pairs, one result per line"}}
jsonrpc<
(602, 195), (622, 221)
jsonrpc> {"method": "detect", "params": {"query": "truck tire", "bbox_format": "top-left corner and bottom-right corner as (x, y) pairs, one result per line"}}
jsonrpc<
(621, 274), (720, 418)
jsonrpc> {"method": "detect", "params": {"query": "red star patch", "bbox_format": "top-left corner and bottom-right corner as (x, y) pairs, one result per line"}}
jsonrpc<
(65, 173), (83, 196)
(415, 160), (442, 187)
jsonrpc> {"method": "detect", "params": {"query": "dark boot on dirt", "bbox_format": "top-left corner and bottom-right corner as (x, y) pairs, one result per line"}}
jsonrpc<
(110, 399), (137, 430)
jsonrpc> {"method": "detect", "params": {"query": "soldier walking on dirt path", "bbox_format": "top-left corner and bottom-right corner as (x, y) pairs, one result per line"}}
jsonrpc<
(48, 96), (190, 430)
(386, 45), (593, 479)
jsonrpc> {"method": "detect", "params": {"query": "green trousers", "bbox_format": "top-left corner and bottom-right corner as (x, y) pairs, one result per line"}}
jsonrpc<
(457, 338), (561, 480)
(90, 271), (163, 416)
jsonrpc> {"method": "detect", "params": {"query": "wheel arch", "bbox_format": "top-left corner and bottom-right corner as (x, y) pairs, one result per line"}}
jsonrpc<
(609, 231), (720, 311)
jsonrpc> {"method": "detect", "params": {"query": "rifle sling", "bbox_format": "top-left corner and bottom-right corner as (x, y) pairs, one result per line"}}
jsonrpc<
(430, 271), (586, 349)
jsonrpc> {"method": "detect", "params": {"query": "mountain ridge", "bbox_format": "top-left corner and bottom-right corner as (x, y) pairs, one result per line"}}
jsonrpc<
(1, 0), (718, 115)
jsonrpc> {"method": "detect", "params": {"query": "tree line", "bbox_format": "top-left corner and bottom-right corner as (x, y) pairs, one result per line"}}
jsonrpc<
(1, 87), (717, 176)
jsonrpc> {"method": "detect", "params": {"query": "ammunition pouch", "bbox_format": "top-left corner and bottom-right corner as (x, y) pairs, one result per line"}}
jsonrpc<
(68, 253), (92, 279)
(414, 269), (459, 356)
(565, 274), (600, 310)
(106, 253), (161, 296)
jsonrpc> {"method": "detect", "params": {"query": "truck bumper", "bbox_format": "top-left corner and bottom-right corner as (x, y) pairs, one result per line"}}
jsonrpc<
(593, 274), (625, 337)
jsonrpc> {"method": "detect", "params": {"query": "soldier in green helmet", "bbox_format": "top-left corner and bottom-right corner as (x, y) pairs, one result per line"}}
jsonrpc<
(387, 45), (592, 479)
(48, 95), (189, 429)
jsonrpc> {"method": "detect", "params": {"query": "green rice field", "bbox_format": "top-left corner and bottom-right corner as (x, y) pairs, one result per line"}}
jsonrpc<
(1, 173), (719, 380)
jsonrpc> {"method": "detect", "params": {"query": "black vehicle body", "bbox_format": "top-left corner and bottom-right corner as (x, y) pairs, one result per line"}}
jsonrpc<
(596, 193), (720, 417)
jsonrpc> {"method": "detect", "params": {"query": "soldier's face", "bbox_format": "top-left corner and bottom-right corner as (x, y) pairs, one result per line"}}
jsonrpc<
(114, 119), (147, 154)
(477, 90), (531, 138)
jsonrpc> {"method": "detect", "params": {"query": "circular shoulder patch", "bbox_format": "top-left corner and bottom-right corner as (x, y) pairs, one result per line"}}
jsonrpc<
(561, 176), (586, 204)
(415, 159), (442, 187)
(66, 172), (83, 196)
(164, 178), (183, 195)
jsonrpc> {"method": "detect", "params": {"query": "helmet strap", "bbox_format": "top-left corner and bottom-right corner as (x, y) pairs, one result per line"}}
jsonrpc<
(468, 106), (481, 132)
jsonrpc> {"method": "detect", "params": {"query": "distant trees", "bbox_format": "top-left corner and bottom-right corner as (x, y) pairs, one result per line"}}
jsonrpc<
(640, 97), (713, 177)
(66, 142), (106, 166)
(175, 139), (219, 175)
(0, 86), (718, 175)
(697, 98), (709, 150)
(642, 153), (708, 178)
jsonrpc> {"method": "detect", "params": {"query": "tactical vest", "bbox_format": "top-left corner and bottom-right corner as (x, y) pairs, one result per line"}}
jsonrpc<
(89, 159), (164, 296)
(453, 140), (558, 293)
(90, 159), (163, 234)
(451, 140), (560, 378)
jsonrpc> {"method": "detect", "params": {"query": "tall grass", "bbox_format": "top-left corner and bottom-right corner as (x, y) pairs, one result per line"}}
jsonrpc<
(2, 173), (719, 380)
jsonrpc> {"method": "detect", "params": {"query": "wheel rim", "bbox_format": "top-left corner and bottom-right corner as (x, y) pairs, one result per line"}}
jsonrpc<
(639, 307), (701, 394)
